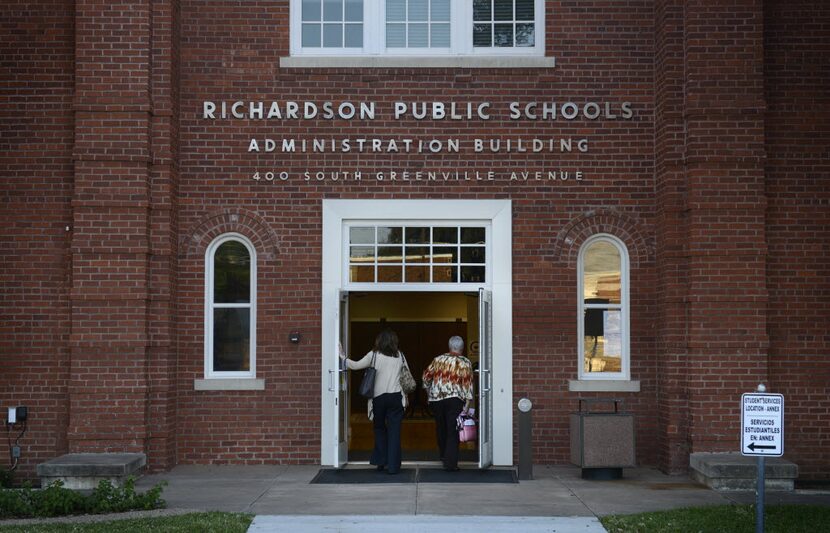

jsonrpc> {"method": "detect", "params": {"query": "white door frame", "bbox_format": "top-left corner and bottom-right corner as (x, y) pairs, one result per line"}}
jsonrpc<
(321, 199), (513, 467)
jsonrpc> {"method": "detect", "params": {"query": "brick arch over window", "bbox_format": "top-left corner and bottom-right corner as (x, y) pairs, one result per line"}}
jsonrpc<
(552, 208), (653, 268)
(181, 208), (281, 261)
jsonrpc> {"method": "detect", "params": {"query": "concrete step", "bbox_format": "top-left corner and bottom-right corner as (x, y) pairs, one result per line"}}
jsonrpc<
(36, 453), (146, 490)
(690, 452), (798, 492)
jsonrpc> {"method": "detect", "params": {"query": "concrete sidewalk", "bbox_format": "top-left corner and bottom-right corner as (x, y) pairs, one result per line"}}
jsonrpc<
(132, 464), (830, 531)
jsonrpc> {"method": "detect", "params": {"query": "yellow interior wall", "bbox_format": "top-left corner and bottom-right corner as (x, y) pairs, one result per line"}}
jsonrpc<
(350, 292), (470, 322)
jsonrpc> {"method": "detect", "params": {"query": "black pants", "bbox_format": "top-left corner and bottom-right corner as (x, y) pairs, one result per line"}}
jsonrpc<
(371, 392), (404, 474)
(429, 397), (465, 470)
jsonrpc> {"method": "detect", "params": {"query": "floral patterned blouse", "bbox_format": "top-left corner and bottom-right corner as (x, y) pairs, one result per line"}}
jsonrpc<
(422, 353), (474, 402)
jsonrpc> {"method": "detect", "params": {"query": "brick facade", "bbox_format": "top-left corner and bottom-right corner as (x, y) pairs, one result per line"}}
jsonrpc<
(2, 1), (828, 480)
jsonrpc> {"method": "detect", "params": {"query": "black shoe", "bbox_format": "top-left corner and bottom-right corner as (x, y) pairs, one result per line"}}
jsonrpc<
(376, 465), (385, 471)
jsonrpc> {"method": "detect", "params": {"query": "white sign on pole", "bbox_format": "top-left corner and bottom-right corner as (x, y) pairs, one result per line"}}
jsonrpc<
(741, 393), (784, 457)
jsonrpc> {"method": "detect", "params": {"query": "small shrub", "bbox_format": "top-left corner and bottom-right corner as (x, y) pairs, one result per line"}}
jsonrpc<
(0, 468), (12, 488)
(0, 476), (166, 519)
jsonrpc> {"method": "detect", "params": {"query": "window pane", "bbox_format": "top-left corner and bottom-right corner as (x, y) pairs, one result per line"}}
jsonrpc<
(350, 226), (375, 244)
(405, 246), (430, 263)
(387, 23), (406, 46)
(378, 265), (403, 282)
(302, 0), (322, 21)
(516, 23), (534, 46)
(405, 227), (430, 244)
(350, 246), (375, 260)
(431, 23), (450, 47)
(302, 23), (322, 47)
(473, 23), (492, 46)
(494, 0), (513, 21)
(432, 227), (458, 244)
(431, 0), (450, 21)
(344, 0), (363, 21)
(433, 265), (457, 282)
(405, 265), (429, 282)
(377, 227), (403, 244)
(386, 0), (406, 21)
(350, 265), (374, 282)
(409, 0), (428, 21)
(583, 241), (622, 303)
(433, 246), (458, 263)
(461, 227), (486, 244)
(494, 23), (513, 46)
(461, 266), (485, 283)
(515, 0), (534, 19)
(324, 0), (343, 21)
(323, 23), (343, 46)
(461, 247), (486, 264)
(473, 0), (492, 21)
(409, 23), (428, 47)
(344, 23), (363, 47)
(584, 309), (622, 373)
(214, 241), (250, 303)
(213, 308), (250, 372)
(377, 246), (402, 263)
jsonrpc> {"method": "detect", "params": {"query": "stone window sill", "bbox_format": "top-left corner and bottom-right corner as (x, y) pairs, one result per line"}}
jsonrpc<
(568, 380), (640, 393)
(280, 56), (556, 69)
(194, 379), (265, 391)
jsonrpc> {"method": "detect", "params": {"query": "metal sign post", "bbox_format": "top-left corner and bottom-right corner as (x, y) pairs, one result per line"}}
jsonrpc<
(741, 384), (784, 533)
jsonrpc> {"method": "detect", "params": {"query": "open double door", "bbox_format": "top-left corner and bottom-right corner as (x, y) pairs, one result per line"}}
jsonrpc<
(333, 288), (494, 469)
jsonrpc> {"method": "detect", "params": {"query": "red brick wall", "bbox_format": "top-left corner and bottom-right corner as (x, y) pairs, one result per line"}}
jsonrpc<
(764, 1), (830, 480)
(3, 0), (828, 479)
(175, 0), (659, 466)
(0, 0), (75, 481)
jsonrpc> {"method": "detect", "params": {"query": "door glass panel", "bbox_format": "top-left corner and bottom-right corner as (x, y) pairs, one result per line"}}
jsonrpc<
(433, 246), (458, 263)
(377, 246), (403, 263)
(377, 265), (403, 282)
(432, 227), (458, 244)
(460, 266), (485, 283)
(405, 227), (430, 244)
(461, 247), (485, 264)
(377, 227), (403, 244)
(433, 265), (457, 282)
(350, 227), (374, 244)
(405, 246), (429, 263)
(405, 265), (429, 282)
(350, 246), (375, 260)
(461, 227), (486, 244)
(349, 265), (374, 282)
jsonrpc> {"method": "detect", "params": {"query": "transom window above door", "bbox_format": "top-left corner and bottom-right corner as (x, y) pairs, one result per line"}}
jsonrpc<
(293, 0), (544, 56)
(347, 225), (488, 284)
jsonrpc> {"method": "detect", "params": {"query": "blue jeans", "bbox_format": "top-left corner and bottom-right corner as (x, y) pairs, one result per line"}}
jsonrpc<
(370, 392), (404, 473)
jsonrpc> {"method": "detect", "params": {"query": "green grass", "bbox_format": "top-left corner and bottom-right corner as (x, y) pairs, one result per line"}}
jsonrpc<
(0, 512), (253, 533)
(601, 504), (830, 533)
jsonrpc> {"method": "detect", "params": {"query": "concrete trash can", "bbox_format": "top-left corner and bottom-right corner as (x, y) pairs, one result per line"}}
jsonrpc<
(570, 398), (636, 480)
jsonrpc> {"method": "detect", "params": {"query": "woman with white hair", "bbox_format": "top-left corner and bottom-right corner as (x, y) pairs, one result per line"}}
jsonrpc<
(422, 335), (474, 471)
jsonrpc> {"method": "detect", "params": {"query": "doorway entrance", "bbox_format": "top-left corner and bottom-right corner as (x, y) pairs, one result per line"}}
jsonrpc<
(346, 292), (479, 462)
(321, 199), (512, 468)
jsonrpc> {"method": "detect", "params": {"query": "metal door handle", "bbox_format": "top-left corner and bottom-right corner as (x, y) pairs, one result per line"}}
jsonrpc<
(481, 369), (491, 392)
(328, 369), (335, 392)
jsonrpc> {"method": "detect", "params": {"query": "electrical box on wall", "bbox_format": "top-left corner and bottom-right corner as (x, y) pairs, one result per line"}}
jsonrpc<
(7, 406), (27, 425)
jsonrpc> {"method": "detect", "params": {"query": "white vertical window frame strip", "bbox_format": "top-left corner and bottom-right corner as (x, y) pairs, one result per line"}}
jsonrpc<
(576, 234), (630, 381)
(205, 233), (257, 379)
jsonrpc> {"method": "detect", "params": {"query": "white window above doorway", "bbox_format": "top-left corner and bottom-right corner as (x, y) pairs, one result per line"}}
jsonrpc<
(347, 224), (487, 285)
(291, 0), (545, 57)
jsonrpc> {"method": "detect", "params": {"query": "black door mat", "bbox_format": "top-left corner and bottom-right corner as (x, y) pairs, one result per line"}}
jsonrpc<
(310, 468), (417, 484)
(416, 468), (518, 483)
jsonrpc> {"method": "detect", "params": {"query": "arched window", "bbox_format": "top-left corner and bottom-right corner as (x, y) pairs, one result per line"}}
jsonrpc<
(577, 235), (629, 380)
(205, 234), (256, 378)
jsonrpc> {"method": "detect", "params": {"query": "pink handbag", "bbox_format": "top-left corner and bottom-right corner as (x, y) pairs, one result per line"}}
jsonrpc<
(457, 412), (477, 443)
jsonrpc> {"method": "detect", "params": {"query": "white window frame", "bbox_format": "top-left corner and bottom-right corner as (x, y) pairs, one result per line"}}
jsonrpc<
(290, 0), (545, 57)
(204, 233), (257, 380)
(576, 234), (630, 382)
(343, 222), (491, 289)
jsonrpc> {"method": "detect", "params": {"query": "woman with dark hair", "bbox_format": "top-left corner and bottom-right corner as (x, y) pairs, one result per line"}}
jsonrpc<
(342, 328), (408, 474)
